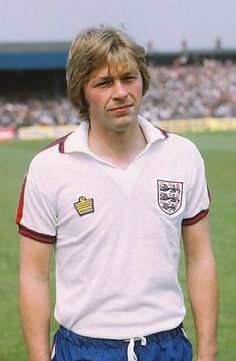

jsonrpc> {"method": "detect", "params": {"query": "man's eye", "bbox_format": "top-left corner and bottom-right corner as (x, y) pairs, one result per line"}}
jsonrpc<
(96, 81), (112, 88)
(124, 76), (137, 81)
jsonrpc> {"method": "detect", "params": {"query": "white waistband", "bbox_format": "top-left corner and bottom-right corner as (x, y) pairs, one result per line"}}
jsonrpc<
(125, 336), (147, 361)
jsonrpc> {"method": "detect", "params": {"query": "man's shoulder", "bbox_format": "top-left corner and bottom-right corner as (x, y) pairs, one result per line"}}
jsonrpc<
(153, 127), (204, 165)
(156, 126), (199, 151)
(42, 132), (73, 154)
(167, 131), (196, 146)
(29, 132), (73, 170)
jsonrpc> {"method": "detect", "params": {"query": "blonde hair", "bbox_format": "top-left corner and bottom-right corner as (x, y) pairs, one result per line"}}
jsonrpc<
(66, 27), (150, 120)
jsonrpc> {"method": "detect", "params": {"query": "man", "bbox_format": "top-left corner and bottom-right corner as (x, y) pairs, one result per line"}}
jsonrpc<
(17, 27), (218, 361)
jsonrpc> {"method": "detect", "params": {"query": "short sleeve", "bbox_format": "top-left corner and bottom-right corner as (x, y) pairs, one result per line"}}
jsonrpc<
(16, 158), (57, 243)
(182, 146), (210, 226)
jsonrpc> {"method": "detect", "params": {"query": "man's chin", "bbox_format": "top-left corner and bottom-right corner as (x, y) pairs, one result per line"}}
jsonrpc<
(110, 115), (138, 132)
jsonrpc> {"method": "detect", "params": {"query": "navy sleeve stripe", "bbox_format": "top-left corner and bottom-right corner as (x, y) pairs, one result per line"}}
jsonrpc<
(42, 132), (73, 154)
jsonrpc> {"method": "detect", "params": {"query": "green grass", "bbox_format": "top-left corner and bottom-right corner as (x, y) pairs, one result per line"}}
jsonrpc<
(179, 132), (236, 360)
(0, 132), (235, 361)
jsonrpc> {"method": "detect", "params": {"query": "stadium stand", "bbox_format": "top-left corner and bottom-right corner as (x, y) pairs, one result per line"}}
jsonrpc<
(0, 42), (236, 130)
(0, 42), (68, 99)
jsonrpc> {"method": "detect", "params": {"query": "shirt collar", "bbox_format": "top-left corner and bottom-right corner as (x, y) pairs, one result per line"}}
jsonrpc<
(138, 115), (168, 144)
(63, 121), (91, 154)
(63, 115), (168, 154)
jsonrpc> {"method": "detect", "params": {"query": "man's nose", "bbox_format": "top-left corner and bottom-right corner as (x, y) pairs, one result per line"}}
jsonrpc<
(112, 81), (128, 100)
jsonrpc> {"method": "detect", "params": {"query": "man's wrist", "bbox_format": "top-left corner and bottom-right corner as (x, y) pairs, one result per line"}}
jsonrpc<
(196, 348), (217, 361)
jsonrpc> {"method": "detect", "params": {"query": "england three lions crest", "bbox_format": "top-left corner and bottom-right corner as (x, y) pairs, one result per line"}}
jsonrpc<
(157, 180), (183, 215)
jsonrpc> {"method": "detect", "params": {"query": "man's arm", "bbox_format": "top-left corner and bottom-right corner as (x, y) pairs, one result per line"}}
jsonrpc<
(19, 235), (52, 361)
(182, 216), (218, 361)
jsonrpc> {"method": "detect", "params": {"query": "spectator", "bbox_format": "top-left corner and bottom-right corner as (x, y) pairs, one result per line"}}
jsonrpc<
(0, 59), (236, 127)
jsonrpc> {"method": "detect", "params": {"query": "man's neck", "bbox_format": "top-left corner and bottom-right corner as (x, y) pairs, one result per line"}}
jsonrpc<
(88, 122), (147, 169)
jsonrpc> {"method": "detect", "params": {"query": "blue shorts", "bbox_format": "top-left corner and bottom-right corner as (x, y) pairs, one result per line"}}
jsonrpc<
(51, 324), (192, 361)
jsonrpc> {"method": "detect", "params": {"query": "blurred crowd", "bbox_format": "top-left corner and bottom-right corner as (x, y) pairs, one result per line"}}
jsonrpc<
(0, 97), (79, 129)
(1, 59), (236, 128)
(142, 59), (236, 121)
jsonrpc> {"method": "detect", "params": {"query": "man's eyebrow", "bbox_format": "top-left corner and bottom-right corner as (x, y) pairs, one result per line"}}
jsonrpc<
(91, 75), (112, 83)
(91, 70), (139, 83)
(98, 76), (112, 80)
(121, 69), (139, 76)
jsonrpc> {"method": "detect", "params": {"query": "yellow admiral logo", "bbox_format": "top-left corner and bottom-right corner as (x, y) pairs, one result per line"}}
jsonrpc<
(74, 196), (94, 216)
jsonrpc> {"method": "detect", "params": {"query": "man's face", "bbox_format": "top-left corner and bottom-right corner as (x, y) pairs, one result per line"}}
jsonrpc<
(83, 63), (143, 133)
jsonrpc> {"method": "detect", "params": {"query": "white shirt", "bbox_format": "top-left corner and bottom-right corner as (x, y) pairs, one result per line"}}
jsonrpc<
(17, 116), (210, 339)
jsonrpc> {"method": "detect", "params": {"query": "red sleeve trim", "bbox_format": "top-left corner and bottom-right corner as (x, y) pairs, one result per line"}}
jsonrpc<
(16, 176), (27, 225)
(182, 209), (209, 226)
(18, 224), (56, 244)
(207, 186), (212, 202)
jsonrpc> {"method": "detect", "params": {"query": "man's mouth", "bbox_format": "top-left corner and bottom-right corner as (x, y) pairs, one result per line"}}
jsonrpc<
(108, 104), (133, 112)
